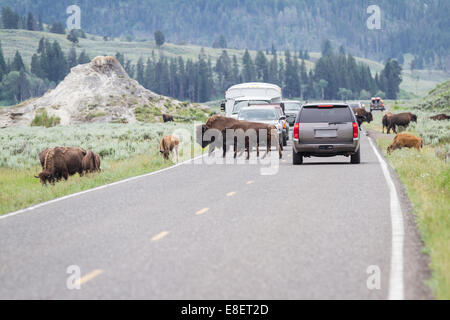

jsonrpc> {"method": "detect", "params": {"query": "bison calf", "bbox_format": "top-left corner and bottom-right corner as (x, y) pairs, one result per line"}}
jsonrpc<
(160, 135), (179, 162)
(387, 133), (423, 155)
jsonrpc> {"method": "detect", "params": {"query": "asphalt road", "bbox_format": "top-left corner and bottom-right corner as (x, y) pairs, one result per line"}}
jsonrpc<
(0, 133), (430, 299)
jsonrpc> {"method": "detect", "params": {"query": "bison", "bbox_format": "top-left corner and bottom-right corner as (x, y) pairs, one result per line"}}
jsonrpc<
(162, 114), (174, 122)
(430, 114), (450, 121)
(160, 135), (179, 162)
(196, 115), (242, 153)
(382, 111), (393, 133)
(221, 122), (282, 160)
(387, 133), (423, 155)
(386, 112), (417, 134)
(354, 108), (373, 128)
(37, 147), (86, 184)
(82, 150), (101, 173)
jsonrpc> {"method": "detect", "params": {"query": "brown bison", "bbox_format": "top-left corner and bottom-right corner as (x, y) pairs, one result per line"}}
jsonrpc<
(35, 147), (86, 185)
(387, 133), (423, 155)
(354, 108), (373, 128)
(196, 115), (241, 153)
(386, 112), (418, 134)
(82, 150), (101, 173)
(382, 111), (393, 133)
(221, 122), (282, 160)
(162, 114), (174, 122)
(430, 113), (450, 121)
(39, 147), (50, 168)
(160, 135), (179, 162)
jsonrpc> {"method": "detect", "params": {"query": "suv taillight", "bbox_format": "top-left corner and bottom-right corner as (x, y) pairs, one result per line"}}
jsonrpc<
(294, 123), (299, 140)
(352, 122), (358, 139)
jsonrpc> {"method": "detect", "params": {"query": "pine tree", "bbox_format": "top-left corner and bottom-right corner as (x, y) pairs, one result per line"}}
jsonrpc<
(232, 55), (240, 84)
(67, 47), (77, 69)
(136, 57), (145, 85)
(50, 21), (65, 34)
(31, 53), (42, 77)
(269, 53), (278, 85)
(1, 7), (19, 29)
(0, 41), (7, 81)
(27, 13), (36, 31)
(242, 49), (255, 83)
(78, 50), (90, 64)
(321, 40), (334, 57)
(255, 51), (268, 82)
(12, 51), (25, 72)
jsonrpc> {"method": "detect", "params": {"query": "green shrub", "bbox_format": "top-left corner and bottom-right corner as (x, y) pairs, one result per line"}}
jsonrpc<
(31, 110), (61, 128)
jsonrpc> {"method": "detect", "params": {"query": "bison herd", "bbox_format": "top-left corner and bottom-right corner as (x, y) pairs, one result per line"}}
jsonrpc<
(36, 147), (101, 185)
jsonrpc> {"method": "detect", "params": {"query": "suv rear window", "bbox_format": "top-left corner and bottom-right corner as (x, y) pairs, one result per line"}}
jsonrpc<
(299, 106), (353, 123)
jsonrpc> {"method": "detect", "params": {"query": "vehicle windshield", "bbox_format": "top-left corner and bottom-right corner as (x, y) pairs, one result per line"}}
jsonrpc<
(349, 104), (360, 109)
(233, 100), (269, 114)
(284, 103), (301, 111)
(239, 109), (278, 121)
(299, 106), (353, 123)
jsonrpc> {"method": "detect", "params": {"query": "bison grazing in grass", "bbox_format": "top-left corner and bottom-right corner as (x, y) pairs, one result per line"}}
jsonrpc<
(430, 113), (450, 121)
(162, 114), (174, 122)
(354, 108), (373, 128)
(36, 147), (86, 185)
(82, 150), (101, 173)
(386, 112), (417, 134)
(387, 133), (423, 155)
(39, 147), (50, 168)
(160, 135), (179, 162)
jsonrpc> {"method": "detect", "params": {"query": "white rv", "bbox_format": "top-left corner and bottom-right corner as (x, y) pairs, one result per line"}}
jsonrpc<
(221, 82), (282, 118)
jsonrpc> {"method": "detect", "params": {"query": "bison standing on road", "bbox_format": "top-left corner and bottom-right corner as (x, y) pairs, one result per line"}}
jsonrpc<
(196, 115), (241, 153)
(160, 135), (179, 162)
(387, 133), (423, 155)
(386, 112), (417, 134)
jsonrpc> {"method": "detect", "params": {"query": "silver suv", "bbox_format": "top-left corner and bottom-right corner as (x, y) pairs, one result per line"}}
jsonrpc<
(292, 103), (360, 165)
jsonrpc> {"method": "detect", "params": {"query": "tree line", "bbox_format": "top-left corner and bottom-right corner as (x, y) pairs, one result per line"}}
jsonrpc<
(1, 36), (401, 106)
(2, 0), (447, 70)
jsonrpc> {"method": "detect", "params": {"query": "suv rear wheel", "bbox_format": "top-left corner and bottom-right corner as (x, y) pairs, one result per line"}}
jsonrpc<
(350, 148), (361, 164)
(293, 150), (303, 165)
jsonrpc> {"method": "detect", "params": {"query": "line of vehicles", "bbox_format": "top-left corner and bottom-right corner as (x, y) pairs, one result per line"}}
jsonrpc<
(219, 82), (369, 165)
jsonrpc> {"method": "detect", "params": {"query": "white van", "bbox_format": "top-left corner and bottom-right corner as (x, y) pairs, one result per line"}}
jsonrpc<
(221, 83), (282, 118)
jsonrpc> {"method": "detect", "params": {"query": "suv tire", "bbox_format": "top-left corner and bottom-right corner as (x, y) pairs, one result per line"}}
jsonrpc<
(293, 150), (303, 165)
(350, 148), (361, 164)
(283, 134), (287, 146)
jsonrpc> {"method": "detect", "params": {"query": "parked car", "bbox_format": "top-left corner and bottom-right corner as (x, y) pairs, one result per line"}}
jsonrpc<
(292, 103), (361, 165)
(283, 100), (302, 126)
(237, 106), (284, 149)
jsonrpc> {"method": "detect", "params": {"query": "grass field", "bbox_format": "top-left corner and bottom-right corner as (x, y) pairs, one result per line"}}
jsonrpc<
(1, 29), (448, 100)
(365, 111), (450, 299)
(0, 122), (203, 215)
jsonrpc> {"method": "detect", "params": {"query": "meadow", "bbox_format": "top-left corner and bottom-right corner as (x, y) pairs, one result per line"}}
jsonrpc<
(365, 110), (449, 299)
(0, 122), (203, 215)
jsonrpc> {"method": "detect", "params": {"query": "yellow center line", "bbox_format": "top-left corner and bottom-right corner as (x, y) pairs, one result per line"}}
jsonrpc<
(195, 207), (210, 215)
(226, 191), (237, 197)
(75, 269), (104, 287)
(246, 180), (254, 185)
(152, 231), (169, 241)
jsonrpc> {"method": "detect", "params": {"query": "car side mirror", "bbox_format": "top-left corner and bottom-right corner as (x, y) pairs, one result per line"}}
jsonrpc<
(220, 101), (226, 112)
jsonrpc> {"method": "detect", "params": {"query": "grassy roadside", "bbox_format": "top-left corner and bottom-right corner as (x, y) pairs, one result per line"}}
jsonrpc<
(365, 114), (450, 299)
(0, 146), (201, 216)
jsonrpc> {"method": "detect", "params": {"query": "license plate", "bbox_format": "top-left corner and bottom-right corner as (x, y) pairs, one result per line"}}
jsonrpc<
(315, 129), (337, 138)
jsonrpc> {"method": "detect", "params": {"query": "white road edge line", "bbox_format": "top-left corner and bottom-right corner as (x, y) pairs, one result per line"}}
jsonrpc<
(0, 154), (205, 220)
(368, 137), (404, 300)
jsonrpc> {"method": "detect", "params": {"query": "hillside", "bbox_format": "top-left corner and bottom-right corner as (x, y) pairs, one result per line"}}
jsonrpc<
(0, 55), (210, 128)
(413, 80), (450, 111)
(3, 0), (449, 68)
(1, 29), (448, 99)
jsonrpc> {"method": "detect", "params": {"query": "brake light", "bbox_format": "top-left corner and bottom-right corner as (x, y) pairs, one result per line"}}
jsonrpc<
(352, 122), (358, 139)
(294, 123), (299, 139)
(283, 122), (286, 129)
(317, 105), (334, 108)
